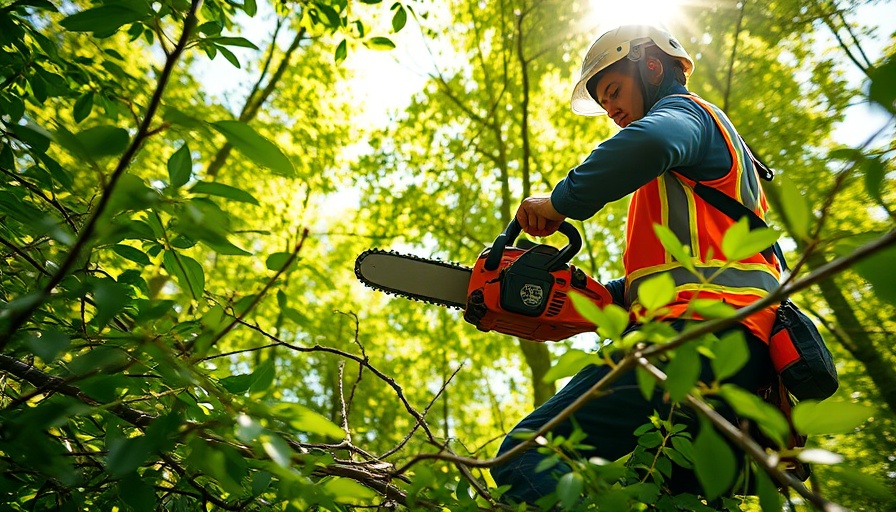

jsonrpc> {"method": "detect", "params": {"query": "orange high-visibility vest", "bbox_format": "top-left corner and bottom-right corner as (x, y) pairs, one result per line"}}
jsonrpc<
(623, 95), (780, 341)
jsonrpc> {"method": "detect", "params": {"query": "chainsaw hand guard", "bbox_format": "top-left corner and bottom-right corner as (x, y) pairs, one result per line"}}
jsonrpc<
(465, 219), (613, 342)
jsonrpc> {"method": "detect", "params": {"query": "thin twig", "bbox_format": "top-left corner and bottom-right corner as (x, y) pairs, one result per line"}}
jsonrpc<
(188, 228), (309, 355)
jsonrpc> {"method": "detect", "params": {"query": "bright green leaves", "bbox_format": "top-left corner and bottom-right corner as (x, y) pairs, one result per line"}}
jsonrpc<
(163, 250), (204, 300)
(772, 174), (812, 242)
(210, 121), (295, 176)
(720, 217), (780, 262)
(23, 329), (70, 363)
(556, 472), (584, 509)
(190, 181), (259, 205)
(59, 0), (153, 37)
(692, 417), (736, 501)
(391, 3), (408, 32)
(221, 359), (276, 395)
(54, 124), (129, 162)
(792, 399), (874, 435)
(868, 55), (896, 115)
(663, 340), (700, 402)
(542, 349), (601, 383)
(569, 291), (629, 341)
(853, 246), (896, 306)
(718, 384), (789, 448)
(167, 143), (192, 188)
(334, 39), (348, 63)
(198, 36), (260, 69)
(709, 331), (749, 382)
(636, 273), (675, 314)
(653, 224), (695, 273)
(365, 36), (396, 50)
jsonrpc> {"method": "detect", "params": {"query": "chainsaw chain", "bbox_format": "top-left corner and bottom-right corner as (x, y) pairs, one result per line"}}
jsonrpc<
(354, 248), (470, 310)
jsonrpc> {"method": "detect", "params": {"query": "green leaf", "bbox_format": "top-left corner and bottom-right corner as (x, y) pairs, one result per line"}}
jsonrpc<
(827, 464), (896, 501)
(243, 0), (257, 16)
(335, 39), (347, 63)
(92, 279), (130, 328)
(753, 462), (781, 512)
(106, 436), (152, 477)
(653, 224), (694, 272)
(11, 120), (51, 154)
(690, 298), (737, 319)
(710, 330), (749, 382)
(210, 120), (295, 176)
(776, 174), (811, 242)
(235, 414), (264, 443)
(720, 217), (780, 262)
(249, 359), (276, 394)
(190, 181), (259, 205)
(862, 156), (886, 205)
(270, 402), (346, 439)
(868, 56), (896, 115)
(266, 251), (296, 272)
(365, 36), (395, 50)
(636, 272), (675, 313)
(162, 251), (205, 300)
(556, 472), (584, 509)
(208, 36), (259, 49)
(664, 342), (700, 402)
(718, 384), (789, 448)
(118, 472), (157, 512)
(164, 107), (203, 128)
(792, 400), (874, 435)
(24, 329), (70, 363)
(167, 143), (192, 188)
(220, 373), (253, 394)
(72, 92), (94, 123)
(542, 349), (600, 383)
(569, 292), (628, 340)
(261, 433), (293, 467)
(323, 477), (377, 502)
(215, 44), (241, 68)
(74, 125), (129, 157)
(392, 5), (407, 32)
(692, 418), (735, 501)
(60, 2), (151, 36)
(853, 246), (896, 306)
(636, 366), (655, 400)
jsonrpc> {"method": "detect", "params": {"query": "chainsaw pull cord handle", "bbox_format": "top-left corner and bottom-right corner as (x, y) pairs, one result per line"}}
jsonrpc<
(483, 218), (582, 271)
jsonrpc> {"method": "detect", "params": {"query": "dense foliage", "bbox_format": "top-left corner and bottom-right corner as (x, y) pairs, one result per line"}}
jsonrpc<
(0, 0), (894, 510)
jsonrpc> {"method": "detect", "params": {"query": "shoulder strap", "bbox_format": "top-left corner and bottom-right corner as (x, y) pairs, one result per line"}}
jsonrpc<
(691, 182), (788, 271)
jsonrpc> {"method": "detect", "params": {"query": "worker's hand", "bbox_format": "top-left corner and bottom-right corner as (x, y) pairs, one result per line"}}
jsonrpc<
(516, 196), (567, 237)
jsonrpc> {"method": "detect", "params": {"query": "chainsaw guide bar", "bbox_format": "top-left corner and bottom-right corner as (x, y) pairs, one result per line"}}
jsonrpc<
(354, 249), (472, 310)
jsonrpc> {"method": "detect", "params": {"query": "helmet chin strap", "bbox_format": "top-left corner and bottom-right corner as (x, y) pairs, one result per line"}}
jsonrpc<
(636, 57), (661, 112)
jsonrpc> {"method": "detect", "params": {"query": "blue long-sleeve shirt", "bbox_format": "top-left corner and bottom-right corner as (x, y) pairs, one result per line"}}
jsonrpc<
(551, 83), (735, 220)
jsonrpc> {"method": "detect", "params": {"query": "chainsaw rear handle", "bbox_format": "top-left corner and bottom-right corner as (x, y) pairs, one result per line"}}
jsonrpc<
(484, 218), (582, 271)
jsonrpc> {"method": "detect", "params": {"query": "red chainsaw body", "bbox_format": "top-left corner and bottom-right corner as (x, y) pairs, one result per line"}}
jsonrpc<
(463, 245), (613, 342)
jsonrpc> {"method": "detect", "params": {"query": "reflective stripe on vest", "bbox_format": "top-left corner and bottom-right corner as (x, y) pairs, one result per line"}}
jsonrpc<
(622, 94), (780, 339)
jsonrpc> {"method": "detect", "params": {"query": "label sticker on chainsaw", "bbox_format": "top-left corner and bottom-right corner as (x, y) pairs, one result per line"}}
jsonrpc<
(520, 283), (544, 308)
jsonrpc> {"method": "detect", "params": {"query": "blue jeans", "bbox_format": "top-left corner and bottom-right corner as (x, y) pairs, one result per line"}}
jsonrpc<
(490, 324), (773, 503)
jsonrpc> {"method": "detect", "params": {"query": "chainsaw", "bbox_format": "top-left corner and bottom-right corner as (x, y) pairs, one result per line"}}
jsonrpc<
(354, 219), (613, 342)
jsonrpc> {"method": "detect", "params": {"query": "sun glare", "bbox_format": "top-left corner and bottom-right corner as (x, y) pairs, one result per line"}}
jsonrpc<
(587, 0), (688, 32)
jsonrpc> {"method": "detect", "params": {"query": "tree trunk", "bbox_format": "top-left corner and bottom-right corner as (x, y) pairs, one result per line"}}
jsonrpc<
(518, 339), (555, 407)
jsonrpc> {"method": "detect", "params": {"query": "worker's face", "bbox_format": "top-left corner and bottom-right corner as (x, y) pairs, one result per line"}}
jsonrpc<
(593, 69), (644, 128)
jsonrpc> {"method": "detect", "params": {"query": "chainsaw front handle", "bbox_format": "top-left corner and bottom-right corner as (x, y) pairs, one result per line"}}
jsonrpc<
(484, 218), (582, 271)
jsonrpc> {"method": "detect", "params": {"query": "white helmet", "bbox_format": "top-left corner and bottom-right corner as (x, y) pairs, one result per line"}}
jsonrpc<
(570, 25), (694, 116)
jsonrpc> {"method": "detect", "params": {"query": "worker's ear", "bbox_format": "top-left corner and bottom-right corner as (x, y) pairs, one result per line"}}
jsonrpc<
(645, 56), (664, 86)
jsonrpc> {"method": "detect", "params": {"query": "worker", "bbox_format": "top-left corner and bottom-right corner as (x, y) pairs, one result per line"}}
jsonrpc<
(491, 25), (781, 502)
